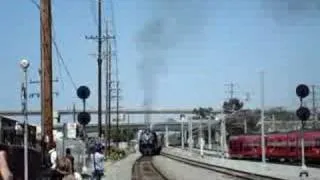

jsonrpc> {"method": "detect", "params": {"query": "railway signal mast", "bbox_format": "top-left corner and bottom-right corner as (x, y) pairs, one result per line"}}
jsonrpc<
(76, 85), (91, 173)
(296, 84), (311, 178)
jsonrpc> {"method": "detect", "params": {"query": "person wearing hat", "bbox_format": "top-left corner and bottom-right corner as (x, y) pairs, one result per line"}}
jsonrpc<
(55, 156), (76, 180)
(91, 143), (105, 180)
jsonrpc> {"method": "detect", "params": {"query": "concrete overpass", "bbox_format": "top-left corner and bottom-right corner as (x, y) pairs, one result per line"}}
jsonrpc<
(0, 108), (222, 116)
(53, 120), (215, 133)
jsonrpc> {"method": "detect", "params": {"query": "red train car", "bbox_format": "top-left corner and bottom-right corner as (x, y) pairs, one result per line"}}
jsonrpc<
(228, 130), (320, 163)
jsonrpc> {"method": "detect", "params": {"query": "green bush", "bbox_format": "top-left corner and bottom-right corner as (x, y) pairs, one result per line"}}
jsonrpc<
(106, 147), (126, 161)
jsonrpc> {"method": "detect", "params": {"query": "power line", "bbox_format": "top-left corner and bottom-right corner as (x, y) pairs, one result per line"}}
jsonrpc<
(225, 83), (236, 99)
(29, 0), (77, 91)
(89, 0), (98, 25)
(29, 0), (40, 9)
(52, 38), (77, 90)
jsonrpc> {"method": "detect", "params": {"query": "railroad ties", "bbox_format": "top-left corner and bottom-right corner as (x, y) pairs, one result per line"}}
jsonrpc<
(131, 156), (168, 180)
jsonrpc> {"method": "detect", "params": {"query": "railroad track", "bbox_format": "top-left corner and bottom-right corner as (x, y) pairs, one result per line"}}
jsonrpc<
(161, 152), (286, 180)
(131, 156), (168, 180)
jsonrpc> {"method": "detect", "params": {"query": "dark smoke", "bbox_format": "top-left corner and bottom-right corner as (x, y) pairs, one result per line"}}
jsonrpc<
(136, 0), (209, 125)
(260, 0), (320, 25)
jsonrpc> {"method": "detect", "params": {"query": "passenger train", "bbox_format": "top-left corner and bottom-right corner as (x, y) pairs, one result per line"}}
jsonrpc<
(228, 130), (320, 162)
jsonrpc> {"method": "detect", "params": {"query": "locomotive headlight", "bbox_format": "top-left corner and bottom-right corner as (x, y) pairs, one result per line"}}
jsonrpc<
(15, 123), (23, 135)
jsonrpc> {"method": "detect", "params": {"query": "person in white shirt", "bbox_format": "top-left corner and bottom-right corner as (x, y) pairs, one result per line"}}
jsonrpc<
(49, 142), (57, 170)
(91, 143), (105, 180)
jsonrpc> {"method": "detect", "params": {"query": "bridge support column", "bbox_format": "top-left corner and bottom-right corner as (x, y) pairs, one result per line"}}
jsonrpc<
(220, 117), (228, 158)
(198, 118), (204, 148)
(208, 119), (212, 150)
(165, 125), (169, 147)
(188, 117), (193, 152)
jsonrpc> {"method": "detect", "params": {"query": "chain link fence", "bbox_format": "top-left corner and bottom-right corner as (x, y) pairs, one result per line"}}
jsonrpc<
(56, 138), (86, 173)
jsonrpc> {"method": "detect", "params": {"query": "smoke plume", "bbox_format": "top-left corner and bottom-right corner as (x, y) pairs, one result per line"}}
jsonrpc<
(136, 0), (209, 124)
(260, 0), (320, 25)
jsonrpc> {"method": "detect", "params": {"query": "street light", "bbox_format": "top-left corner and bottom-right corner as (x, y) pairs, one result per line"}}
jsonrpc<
(20, 58), (30, 180)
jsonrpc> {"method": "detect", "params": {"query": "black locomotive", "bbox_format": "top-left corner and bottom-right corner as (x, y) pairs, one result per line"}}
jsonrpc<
(138, 128), (163, 156)
(0, 115), (41, 179)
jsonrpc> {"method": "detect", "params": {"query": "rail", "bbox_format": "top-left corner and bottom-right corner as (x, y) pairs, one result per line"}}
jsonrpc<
(160, 152), (286, 180)
(131, 156), (168, 180)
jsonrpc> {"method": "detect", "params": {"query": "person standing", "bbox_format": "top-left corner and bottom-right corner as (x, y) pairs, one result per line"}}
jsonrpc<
(65, 148), (75, 173)
(91, 143), (105, 180)
(49, 142), (58, 170)
(0, 151), (13, 180)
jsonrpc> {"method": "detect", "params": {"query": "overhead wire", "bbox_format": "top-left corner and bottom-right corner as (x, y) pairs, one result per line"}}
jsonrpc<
(29, 0), (77, 91)
(29, 0), (99, 110)
(89, 0), (98, 26)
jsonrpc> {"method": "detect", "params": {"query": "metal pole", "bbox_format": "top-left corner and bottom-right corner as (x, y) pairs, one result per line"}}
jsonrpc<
(116, 81), (119, 147)
(62, 123), (66, 156)
(127, 114), (130, 146)
(260, 71), (266, 164)
(244, 118), (247, 134)
(105, 21), (109, 151)
(301, 121), (306, 169)
(73, 104), (76, 123)
(97, 0), (103, 138)
(208, 119), (212, 149)
(221, 117), (225, 158)
(299, 98), (307, 171)
(165, 125), (169, 147)
(23, 68), (29, 180)
(181, 116), (184, 149)
(272, 114), (275, 132)
(188, 117), (193, 152)
(107, 38), (112, 153)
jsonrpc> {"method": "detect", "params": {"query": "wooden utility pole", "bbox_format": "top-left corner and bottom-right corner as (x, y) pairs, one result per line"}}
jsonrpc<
(86, 0), (103, 138)
(40, 0), (53, 146)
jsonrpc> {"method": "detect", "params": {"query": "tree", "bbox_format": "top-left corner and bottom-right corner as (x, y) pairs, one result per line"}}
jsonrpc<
(192, 107), (214, 119)
(225, 109), (260, 135)
(223, 98), (244, 114)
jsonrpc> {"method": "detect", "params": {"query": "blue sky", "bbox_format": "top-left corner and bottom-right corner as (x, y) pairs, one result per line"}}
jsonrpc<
(1, 0), (320, 124)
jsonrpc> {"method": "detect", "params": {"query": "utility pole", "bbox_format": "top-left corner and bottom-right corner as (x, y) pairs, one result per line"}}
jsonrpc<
(86, 0), (104, 138)
(105, 21), (112, 152)
(311, 85), (318, 121)
(72, 104), (76, 123)
(97, 0), (103, 138)
(40, 0), (54, 146)
(116, 80), (120, 136)
(225, 83), (235, 99)
(29, 69), (58, 140)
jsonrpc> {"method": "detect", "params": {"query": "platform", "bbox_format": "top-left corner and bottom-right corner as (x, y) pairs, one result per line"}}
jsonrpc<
(164, 147), (320, 180)
(104, 152), (141, 180)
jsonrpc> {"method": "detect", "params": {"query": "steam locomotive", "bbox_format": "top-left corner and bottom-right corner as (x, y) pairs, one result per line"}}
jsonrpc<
(138, 128), (164, 156)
